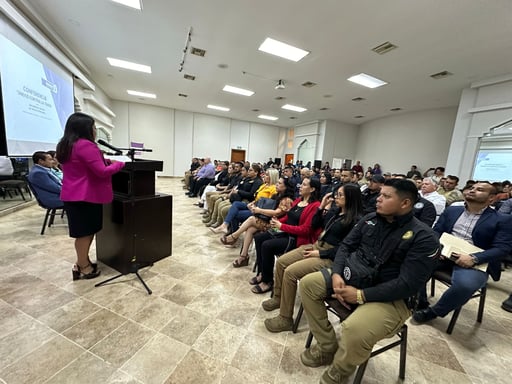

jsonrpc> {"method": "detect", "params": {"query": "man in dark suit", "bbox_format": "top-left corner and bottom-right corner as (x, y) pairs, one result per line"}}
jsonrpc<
(27, 151), (63, 208)
(413, 182), (512, 323)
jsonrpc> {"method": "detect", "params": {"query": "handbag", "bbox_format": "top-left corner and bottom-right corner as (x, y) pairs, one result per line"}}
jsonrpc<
(254, 197), (276, 221)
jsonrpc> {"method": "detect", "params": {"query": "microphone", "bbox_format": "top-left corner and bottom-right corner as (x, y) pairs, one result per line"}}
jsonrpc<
(97, 139), (122, 155)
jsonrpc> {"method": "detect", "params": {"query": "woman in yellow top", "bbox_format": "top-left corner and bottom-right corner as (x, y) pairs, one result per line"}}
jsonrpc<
(210, 168), (278, 234)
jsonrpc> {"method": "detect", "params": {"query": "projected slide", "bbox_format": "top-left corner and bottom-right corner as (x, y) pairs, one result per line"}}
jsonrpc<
(473, 150), (512, 182)
(0, 34), (74, 155)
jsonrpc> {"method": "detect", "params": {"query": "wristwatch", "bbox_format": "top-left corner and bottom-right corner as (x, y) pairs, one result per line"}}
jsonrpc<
(356, 290), (365, 305)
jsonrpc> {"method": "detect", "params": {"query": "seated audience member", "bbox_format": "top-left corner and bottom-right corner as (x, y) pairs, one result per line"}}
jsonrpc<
(263, 184), (363, 333)
(437, 175), (463, 206)
(351, 160), (363, 174)
(203, 162), (243, 219)
(420, 177), (446, 222)
(498, 197), (512, 214)
(394, 174), (437, 226)
(0, 156), (14, 181)
(406, 165), (422, 179)
(372, 163), (382, 175)
(423, 166), (445, 184)
(188, 157), (215, 197)
(298, 179), (439, 383)
(27, 151), (63, 208)
(46, 150), (64, 182)
(211, 167), (276, 234)
(413, 182), (512, 323)
(196, 161), (230, 210)
(184, 157), (201, 190)
(320, 172), (333, 197)
(361, 174), (385, 214)
(251, 177), (322, 294)
(205, 165), (249, 228)
(226, 176), (295, 267)
(322, 162), (331, 172)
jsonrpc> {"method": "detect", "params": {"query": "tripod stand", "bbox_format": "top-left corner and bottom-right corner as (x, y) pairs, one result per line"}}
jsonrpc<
(95, 147), (161, 295)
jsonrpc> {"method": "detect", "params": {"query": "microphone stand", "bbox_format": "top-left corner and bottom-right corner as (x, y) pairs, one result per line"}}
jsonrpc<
(95, 147), (154, 294)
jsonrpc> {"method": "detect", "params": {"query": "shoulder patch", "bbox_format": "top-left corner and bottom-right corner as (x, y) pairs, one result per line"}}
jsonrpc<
(402, 230), (414, 240)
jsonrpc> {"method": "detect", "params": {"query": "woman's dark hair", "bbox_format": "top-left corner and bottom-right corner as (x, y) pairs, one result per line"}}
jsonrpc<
(251, 163), (262, 177)
(273, 176), (295, 203)
(305, 177), (321, 203)
(56, 112), (96, 163)
(321, 172), (332, 184)
(340, 184), (363, 225)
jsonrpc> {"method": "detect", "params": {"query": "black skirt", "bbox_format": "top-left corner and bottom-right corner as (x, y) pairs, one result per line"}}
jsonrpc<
(64, 201), (103, 238)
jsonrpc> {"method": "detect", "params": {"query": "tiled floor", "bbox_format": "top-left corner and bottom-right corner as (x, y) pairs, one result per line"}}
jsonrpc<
(0, 177), (511, 384)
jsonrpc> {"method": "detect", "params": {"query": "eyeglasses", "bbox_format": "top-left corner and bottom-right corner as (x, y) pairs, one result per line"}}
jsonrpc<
(336, 193), (345, 198)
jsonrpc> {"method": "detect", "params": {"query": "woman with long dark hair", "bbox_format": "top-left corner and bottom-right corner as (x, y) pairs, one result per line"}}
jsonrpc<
(250, 177), (322, 293)
(226, 176), (295, 267)
(262, 183), (363, 332)
(56, 112), (125, 280)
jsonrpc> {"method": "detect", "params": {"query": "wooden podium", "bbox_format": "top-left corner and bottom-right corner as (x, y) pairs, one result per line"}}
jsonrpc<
(96, 159), (172, 287)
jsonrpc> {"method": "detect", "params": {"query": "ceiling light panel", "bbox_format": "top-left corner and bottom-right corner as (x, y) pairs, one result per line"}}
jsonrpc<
(347, 73), (387, 89)
(258, 38), (309, 62)
(258, 114), (278, 121)
(222, 85), (254, 96)
(107, 57), (151, 73)
(282, 104), (307, 112)
(111, 0), (142, 10)
(127, 90), (156, 98)
(207, 104), (230, 112)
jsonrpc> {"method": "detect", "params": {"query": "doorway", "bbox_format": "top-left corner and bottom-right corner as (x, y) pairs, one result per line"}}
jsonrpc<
(231, 149), (245, 163)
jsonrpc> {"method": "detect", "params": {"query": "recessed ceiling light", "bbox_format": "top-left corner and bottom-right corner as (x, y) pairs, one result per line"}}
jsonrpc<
(111, 0), (142, 10)
(207, 104), (230, 112)
(347, 73), (387, 88)
(223, 85), (254, 96)
(258, 38), (309, 62)
(127, 90), (156, 98)
(107, 57), (151, 73)
(258, 114), (278, 121)
(282, 104), (307, 113)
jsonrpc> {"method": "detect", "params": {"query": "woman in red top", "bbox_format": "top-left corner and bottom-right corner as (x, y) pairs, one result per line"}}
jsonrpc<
(250, 177), (321, 294)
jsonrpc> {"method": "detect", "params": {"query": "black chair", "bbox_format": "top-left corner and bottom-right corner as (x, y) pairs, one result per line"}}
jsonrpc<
(430, 269), (487, 334)
(26, 181), (66, 235)
(303, 298), (408, 384)
(0, 179), (31, 200)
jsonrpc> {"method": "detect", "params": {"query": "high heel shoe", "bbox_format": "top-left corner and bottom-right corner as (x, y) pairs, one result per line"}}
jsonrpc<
(72, 263), (101, 281)
(232, 255), (249, 268)
(221, 234), (238, 246)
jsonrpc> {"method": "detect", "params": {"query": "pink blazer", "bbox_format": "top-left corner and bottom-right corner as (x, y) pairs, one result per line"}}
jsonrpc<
(60, 139), (125, 203)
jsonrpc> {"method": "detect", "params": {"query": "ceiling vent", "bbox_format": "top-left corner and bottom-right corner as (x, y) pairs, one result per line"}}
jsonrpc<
(252, 108), (260, 112)
(371, 41), (398, 55)
(430, 70), (453, 79)
(319, 107), (329, 111)
(302, 81), (317, 88)
(275, 96), (286, 100)
(178, 93), (188, 97)
(289, 116), (297, 119)
(351, 97), (366, 102)
(390, 107), (402, 111)
(354, 115), (365, 119)
(184, 74), (196, 80)
(190, 47), (206, 57)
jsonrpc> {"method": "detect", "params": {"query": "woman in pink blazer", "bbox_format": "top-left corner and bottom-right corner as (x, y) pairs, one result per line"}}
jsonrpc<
(56, 112), (125, 280)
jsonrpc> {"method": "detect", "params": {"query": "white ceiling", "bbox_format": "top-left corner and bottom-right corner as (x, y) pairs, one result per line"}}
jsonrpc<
(14, 0), (512, 127)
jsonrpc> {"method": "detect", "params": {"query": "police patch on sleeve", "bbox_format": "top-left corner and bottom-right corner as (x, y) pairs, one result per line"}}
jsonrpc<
(402, 230), (413, 240)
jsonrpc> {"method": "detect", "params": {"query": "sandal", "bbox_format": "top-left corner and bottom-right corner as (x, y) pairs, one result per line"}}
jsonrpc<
(221, 234), (238, 245)
(249, 275), (262, 285)
(232, 255), (249, 268)
(251, 282), (273, 294)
